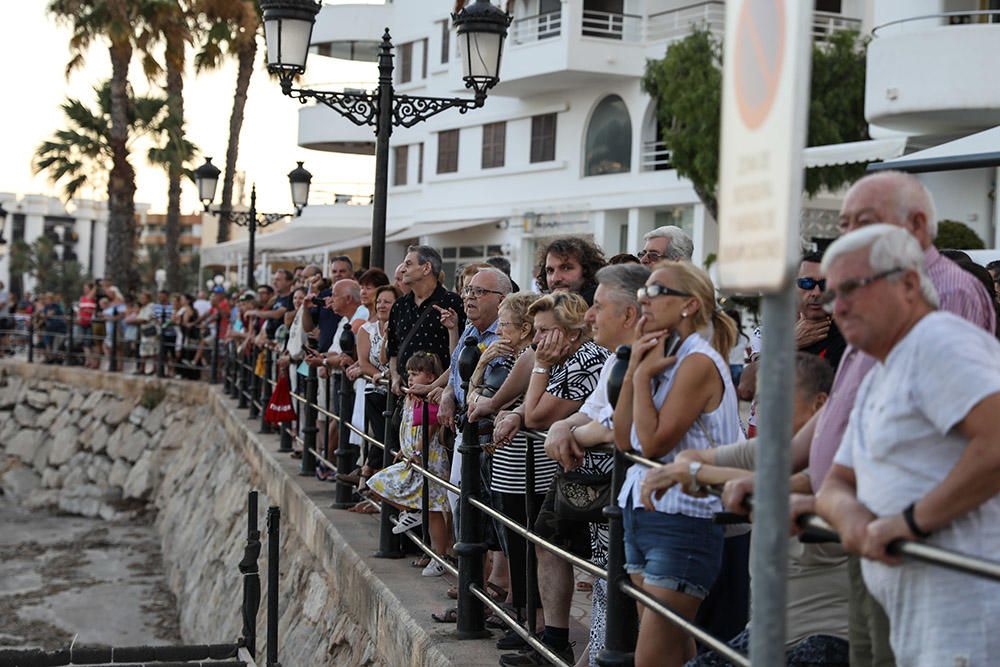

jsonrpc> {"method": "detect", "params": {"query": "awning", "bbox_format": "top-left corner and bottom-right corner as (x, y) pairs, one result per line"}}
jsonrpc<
(269, 232), (377, 259)
(868, 126), (1000, 173)
(385, 219), (502, 242)
(803, 137), (907, 169)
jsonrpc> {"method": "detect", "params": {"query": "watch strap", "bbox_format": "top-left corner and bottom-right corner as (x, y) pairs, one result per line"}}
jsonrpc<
(903, 502), (931, 539)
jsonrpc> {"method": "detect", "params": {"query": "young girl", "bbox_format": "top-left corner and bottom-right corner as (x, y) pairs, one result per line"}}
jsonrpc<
(366, 351), (452, 577)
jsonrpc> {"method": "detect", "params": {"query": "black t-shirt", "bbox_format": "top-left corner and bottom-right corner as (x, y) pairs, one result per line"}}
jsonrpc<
(308, 288), (342, 351)
(266, 293), (294, 339)
(386, 284), (466, 375)
(802, 321), (847, 370)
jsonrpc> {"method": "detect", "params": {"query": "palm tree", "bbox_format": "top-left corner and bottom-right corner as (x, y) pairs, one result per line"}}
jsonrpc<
(138, 0), (197, 293)
(34, 82), (166, 202)
(48, 0), (148, 294)
(192, 0), (260, 243)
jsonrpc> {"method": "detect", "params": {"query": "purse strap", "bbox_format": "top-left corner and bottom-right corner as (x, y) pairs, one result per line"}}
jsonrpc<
(695, 416), (717, 448)
(397, 294), (442, 362)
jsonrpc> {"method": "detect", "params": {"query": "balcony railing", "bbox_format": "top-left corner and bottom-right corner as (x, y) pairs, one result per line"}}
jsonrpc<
(641, 139), (673, 172)
(581, 9), (643, 42)
(510, 10), (562, 45)
(645, 1), (726, 43)
(813, 11), (862, 42)
(872, 9), (1000, 36)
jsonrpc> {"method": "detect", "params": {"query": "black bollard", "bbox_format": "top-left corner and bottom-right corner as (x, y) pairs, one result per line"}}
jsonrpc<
(266, 506), (281, 667)
(110, 312), (119, 372)
(239, 491), (262, 661)
(455, 336), (490, 639)
(211, 311), (222, 384)
(278, 367), (293, 453)
(374, 388), (403, 558)
(65, 311), (75, 366)
(248, 347), (261, 419)
(158, 309), (168, 378)
(597, 344), (639, 667)
(238, 345), (251, 410)
(524, 431), (539, 637)
(333, 371), (357, 508)
(224, 341), (234, 395)
(27, 317), (34, 363)
(260, 347), (274, 434)
(299, 365), (318, 477)
(420, 399), (431, 549)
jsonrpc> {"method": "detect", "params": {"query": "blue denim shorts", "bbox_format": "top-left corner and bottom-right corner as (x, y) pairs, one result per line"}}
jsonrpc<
(622, 502), (724, 599)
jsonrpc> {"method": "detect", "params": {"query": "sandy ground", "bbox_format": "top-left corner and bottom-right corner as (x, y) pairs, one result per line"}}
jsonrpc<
(0, 494), (181, 651)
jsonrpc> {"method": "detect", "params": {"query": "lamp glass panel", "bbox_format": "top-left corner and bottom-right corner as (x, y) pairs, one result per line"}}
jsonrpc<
(459, 31), (501, 81)
(290, 181), (310, 208)
(198, 176), (218, 204)
(267, 18), (313, 69)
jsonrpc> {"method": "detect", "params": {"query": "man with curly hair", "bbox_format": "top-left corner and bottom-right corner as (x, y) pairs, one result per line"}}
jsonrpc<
(534, 237), (606, 306)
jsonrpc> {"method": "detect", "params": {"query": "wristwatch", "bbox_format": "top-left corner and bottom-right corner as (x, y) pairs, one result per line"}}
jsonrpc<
(532, 366), (550, 375)
(688, 461), (704, 491)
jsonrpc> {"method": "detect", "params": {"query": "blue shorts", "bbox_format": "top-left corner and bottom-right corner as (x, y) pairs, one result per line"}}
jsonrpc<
(622, 502), (724, 599)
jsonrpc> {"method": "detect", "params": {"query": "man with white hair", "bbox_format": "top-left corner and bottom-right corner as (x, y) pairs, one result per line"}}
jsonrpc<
(638, 225), (694, 266)
(814, 224), (1000, 667)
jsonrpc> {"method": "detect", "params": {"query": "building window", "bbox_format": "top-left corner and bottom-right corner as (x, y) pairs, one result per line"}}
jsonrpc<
(584, 95), (632, 176)
(530, 113), (557, 163)
(441, 244), (506, 288)
(421, 38), (429, 79)
(481, 122), (506, 169)
(439, 19), (450, 63)
(437, 129), (459, 174)
(417, 143), (425, 183)
(393, 145), (409, 186)
(398, 42), (413, 83)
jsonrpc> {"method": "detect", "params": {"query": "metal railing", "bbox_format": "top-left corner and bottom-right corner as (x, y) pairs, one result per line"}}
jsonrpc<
(641, 139), (673, 171)
(872, 9), (1000, 37)
(210, 337), (1000, 665)
(581, 10), (643, 42)
(510, 10), (563, 45)
(644, 1), (726, 44)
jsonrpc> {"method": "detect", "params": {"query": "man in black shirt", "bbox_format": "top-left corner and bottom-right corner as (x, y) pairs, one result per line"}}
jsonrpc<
(386, 245), (466, 394)
(796, 251), (846, 369)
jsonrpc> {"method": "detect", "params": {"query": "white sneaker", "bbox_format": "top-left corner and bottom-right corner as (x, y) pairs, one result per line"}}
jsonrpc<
(421, 560), (446, 577)
(392, 511), (423, 535)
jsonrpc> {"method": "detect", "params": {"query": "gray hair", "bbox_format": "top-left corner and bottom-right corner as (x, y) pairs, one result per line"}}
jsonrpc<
(475, 267), (513, 295)
(407, 244), (443, 277)
(821, 223), (939, 308)
(333, 279), (362, 303)
(643, 225), (694, 261)
(595, 263), (651, 307)
(854, 171), (939, 239)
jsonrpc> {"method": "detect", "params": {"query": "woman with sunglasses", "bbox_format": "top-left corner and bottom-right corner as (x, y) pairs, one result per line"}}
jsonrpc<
(613, 262), (742, 667)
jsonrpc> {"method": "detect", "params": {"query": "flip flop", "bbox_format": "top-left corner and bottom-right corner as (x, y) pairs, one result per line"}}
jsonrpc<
(486, 582), (509, 603)
(431, 608), (458, 623)
(412, 557), (431, 568)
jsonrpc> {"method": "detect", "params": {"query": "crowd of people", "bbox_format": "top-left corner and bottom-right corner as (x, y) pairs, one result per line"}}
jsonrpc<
(3, 170), (999, 667)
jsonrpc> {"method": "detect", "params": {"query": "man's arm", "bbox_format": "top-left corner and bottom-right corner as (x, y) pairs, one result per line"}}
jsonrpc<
(815, 463), (874, 555)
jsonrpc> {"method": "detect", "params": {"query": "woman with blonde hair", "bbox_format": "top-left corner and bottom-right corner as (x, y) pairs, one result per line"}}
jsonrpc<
(612, 261), (740, 667)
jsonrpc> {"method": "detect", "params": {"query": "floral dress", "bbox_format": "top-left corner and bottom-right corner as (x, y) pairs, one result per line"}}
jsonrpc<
(367, 396), (449, 511)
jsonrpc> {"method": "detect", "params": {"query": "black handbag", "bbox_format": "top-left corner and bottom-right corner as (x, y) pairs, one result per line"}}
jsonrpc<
(552, 469), (612, 523)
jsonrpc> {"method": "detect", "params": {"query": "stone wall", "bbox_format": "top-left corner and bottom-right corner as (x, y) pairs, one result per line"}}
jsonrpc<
(0, 362), (380, 666)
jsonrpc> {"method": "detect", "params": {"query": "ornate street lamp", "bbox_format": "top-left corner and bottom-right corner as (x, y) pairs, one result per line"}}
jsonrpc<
(196, 156), (312, 288)
(260, 0), (511, 270)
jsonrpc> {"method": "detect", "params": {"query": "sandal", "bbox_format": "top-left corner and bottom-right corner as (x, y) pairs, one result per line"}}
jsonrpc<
(411, 557), (431, 568)
(485, 613), (507, 629)
(447, 585), (459, 600)
(354, 502), (380, 514)
(431, 608), (458, 623)
(486, 582), (509, 603)
(290, 450), (302, 459)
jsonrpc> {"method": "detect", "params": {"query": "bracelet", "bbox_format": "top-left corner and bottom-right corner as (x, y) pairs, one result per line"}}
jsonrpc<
(903, 502), (931, 539)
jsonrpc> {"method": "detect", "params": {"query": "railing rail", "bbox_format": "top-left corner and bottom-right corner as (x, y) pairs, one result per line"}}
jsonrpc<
(872, 9), (1000, 36)
(510, 9), (562, 45)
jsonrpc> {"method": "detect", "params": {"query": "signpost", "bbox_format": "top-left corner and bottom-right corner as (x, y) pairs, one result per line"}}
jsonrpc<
(717, 1), (813, 665)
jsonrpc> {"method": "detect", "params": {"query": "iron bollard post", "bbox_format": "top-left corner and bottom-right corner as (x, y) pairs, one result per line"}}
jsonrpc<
(260, 347), (274, 434)
(420, 399), (431, 549)
(524, 431), (539, 637)
(248, 347), (261, 419)
(224, 342), (234, 395)
(238, 345), (251, 410)
(157, 309), (168, 378)
(299, 365), (318, 477)
(375, 388), (403, 558)
(333, 372), (358, 508)
(239, 490), (262, 661)
(278, 366), (293, 453)
(455, 336), (490, 639)
(27, 317), (34, 363)
(598, 345), (638, 667)
(266, 506), (281, 667)
(110, 312), (119, 372)
(65, 311), (74, 366)
(211, 311), (222, 384)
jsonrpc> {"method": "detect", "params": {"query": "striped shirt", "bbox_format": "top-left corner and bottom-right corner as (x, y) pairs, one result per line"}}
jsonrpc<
(807, 245), (997, 493)
(619, 333), (742, 518)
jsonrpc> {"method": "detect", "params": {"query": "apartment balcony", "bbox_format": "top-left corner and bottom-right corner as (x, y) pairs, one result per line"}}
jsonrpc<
(867, 10), (1000, 134)
(298, 102), (376, 155)
(310, 2), (392, 62)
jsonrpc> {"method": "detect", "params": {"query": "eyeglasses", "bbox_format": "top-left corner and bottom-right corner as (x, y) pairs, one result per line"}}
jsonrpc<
(819, 268), (904, 312)
(796, 277), (827, 292)
(637, 249), (663, 262)
(637, 283), (692, 300)
(462, 286), (505, 299)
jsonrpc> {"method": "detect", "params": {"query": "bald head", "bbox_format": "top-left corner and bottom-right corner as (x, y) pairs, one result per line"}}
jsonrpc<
(838, 171), (937, 249)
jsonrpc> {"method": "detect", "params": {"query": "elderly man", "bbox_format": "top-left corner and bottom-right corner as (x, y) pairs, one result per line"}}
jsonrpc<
(637, 225), (694, 266)
(814, 224), (1000, 667)
(497, 264), (650, 665)
(724, 171), (996, 666)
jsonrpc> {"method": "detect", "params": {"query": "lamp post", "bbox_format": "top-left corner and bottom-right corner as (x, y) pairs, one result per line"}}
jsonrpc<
(260, 0), (511, 270)
(195, 158), (312, 288)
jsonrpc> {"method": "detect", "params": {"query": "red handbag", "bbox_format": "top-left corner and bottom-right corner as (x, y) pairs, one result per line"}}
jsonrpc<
(265, 373), (296, 423)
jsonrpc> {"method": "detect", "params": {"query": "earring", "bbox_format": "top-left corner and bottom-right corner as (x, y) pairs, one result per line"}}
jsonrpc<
(681, 311), (688, 318)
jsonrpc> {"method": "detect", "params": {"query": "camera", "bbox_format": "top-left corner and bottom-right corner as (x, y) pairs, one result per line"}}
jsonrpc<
(311, 295), (325, 307)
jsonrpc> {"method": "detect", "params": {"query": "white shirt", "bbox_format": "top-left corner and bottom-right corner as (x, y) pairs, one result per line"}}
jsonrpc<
(580, 355), (615, 428)
(193, 298), (212, 318)
(835, 311), (1000, 667)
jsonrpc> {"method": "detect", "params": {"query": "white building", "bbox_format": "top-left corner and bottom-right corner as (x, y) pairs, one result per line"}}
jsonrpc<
(293, 0), (868, 288)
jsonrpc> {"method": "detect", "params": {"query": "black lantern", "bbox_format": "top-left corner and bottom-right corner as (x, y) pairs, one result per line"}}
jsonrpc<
(260, 0), (322, 77)
(452, 0), (512, 98)
(194, 157), (222, 211)
(287, 161), (312, 215)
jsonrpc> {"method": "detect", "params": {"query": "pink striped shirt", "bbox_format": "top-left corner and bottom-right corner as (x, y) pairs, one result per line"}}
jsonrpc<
(808, 246), (996, 493)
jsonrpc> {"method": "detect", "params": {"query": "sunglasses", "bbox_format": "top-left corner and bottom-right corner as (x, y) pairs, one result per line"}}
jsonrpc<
(637, 283), (692, 300)
(637, 249), (663, 262)
(796, 277), (827, 292)
(819, 268), (904, 313)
